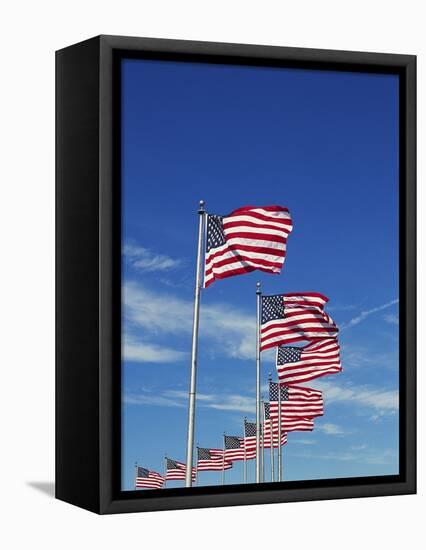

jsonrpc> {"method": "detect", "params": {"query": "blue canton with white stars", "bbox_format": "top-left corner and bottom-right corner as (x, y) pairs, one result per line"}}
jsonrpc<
(264, 402), (270, 419)
(261, 295), (285, 324)
(277, 346), (302, 365)
(137, 466), (149, 478)
(166, 458), (179, 469)
(198, 448), (212, 460)
(206, 215), (226, 252)
(269, 382), (289, 401)
(225, 435), (242, 449)
(245, 422), (257, 437)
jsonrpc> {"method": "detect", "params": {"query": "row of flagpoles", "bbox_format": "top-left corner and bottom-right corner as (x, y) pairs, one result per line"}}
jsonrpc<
(134, 201), (342, 489)
(134, 372), (329, 489)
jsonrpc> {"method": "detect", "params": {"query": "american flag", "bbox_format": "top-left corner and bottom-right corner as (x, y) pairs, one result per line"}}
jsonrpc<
(263, 402), (288, 448)
(204, 205), (293, 288)
(276, 339), (342, 385)
(165, 458), (196, 481)
(135, 466), (164, 489)
(261, 292), (338, 351)
(196, 448), (232, 471)
(224, 435), (245, 462)
(269, 381), (323, 419)
(243, 421), (257, 460)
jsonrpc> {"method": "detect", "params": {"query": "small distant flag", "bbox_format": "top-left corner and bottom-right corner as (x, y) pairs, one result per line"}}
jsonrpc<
(224, 435), (245, 462)
(269, 381), (323, 419)
(261, 292), (338, 351)
(197, 448), (232, 471)
(263, 402), (288, 448)
(243, 421), (257, 459)
(276, 339), (342, 385)
(204, 206), (293, 288)
(135, 466), (164, 489)
(165, 458), (196, 481)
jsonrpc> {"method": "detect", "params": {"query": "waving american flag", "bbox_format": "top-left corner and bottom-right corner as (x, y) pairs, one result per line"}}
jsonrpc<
(261, 292), (338, 351)
(204, 205), (292, 288)
(135, 467), (164, 489)
(243, 421), (257, 459)
(269, 381), (323, 419)
(276, 339), (342, 385)
(165, 458), (196, 481)
(196, 448), (232, 471)
(263, 402), (288, 448)
(224, 435), (245, 462)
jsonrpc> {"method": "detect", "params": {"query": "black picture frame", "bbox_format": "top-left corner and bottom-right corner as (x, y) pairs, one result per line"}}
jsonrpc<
(56, 35), (416, 514)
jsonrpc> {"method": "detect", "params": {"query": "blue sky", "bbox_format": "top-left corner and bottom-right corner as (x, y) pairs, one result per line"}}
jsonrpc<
(121, 58), (399, 490)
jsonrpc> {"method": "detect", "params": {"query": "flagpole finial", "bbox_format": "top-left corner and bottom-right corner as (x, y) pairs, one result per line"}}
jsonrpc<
(268, 372), (272, 381)
(199, 200), (205, 213)
(256, 281), (261, 294)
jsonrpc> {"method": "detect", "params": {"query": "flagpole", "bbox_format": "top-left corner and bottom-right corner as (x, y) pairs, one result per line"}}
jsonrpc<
(278, 381), (282, 482)
(164, 456), (167, 489)
(185, 200), (206, 487)
(243, 417), (247, 483)
(255, 281), (261, 483)
(268, 374), (275, 482)
(261, 397), (265, 482)
(195, 444), (199, 486)
(134, 461), (138, 490)
(222, 432), (226, 485)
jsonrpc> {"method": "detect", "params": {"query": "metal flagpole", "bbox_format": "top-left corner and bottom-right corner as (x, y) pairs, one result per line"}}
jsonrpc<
(222, 432), (226, 485)
(261, 397), (265, 482)
(185, 200), (206, 487)
(164, 456), (167, 489)
(134, 461), (138, 490)
(195, 444), (199, 486)
(278, 382), (282, 482)
(268, 374), (275, 482)
(243, 417), (247, 483)
(255, 281), (262, 483)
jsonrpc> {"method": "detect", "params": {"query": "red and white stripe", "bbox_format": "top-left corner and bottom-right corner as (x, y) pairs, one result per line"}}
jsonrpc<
(277, 339), (342, 385)
(270, 415), (314, 432)
(165, 461), (196, 481)
(135, 471), (164, 489)
(263, 421), (288, 448)
(224, 439), (246, 462)
(261, 292), (338, 351)
(270, 385), (324, 419)
(197, 449), (233, 471)
(204, 205), (292, 288)
(243, 436), (257, 460)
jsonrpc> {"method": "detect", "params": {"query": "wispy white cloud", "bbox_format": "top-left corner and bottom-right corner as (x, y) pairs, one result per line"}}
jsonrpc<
(125, 388), (256, 414)
(123, 243), (182, 272)
(314, 380), (399, 415)
(327, 304), (357, 312)
(123, 281), (256, 360)
(164, 390), (256, 414)
(341, 299), (399, 330)
(124, 393), (186, 408)
(316, 423), (348, 435)
(341, 344), (397, 370)
(123, 336), (188, 363)
(290, 447), (396, 465)
(292, 439), (317, 445)
(383, 313), (399, 326)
